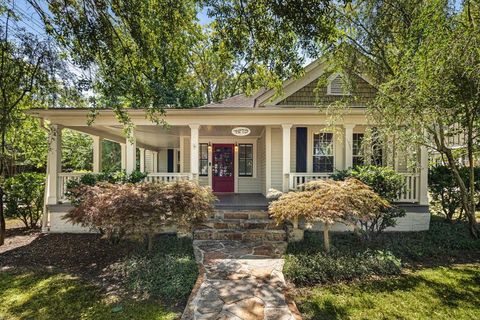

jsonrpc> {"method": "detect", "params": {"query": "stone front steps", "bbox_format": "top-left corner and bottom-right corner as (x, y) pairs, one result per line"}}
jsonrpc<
(193, 210), (287, 242)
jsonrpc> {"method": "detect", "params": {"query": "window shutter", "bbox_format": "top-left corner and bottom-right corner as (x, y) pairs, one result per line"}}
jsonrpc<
(167, 149), (174, 173)
(296, 127), (307, 172)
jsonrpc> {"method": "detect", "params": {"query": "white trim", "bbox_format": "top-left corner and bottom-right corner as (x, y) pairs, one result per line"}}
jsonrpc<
(311, 130), (336, 174)
(265, 126), (272, 193)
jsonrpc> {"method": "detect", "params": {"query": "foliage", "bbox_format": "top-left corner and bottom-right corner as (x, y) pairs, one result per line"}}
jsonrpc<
(331, 165), (405, 202)
(3, 172), (45, 229)
(65, 181), (215, 249)
(269, 178), (390, 251)
(62, 129), (93, 172)
(331, 165), (406, 237)
(0, 271), (178, 320)
(112, 236), (198, 304)
(284, 249), (401, 286)
(429, 165), (480, 222)
(295, 265), (480, 320)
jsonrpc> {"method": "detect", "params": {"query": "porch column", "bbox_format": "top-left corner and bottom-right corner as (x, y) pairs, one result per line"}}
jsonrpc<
(189, 124), (200, 178)
(92, 136), (103, 173)
(344, 124), (356, 169)
(419, 144), (428, 205)
(46, 124), (62, 205)
(152, 151), (158, 172)
(125, 130), (137, 174)
(120, 143), (126, 170)
(282, 124), (292, 192)
(139, 148), (145, 172)
(265, 126), (272, 193)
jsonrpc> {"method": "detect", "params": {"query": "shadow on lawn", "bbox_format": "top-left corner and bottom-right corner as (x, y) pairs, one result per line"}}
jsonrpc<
(300, 265), (480, 320)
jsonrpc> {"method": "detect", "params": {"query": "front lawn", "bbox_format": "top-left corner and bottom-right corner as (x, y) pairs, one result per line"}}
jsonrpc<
(0, 272), (177, 320)
(295, 264), (480, 320)
(0, 226), (198, 320)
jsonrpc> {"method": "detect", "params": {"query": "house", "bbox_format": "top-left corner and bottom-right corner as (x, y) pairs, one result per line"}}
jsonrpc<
(31, 58), (430, 236)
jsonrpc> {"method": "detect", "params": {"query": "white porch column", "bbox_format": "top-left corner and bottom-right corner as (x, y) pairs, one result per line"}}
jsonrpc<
(265, 126), (272, 194)
(419, 144), (429, 205)
(46, 124), (62, 205)
(120, 143), (126, 170)
(344, 124), (356, 169)
(282, 124), (292, 192)
(125, 130), (137, 174)
(152, 151), (158, 172)
(92, 136), (103, 173)
(189, 124), (200, 178)
(139, 148), (145, 172)
(179, 136), (184, 173)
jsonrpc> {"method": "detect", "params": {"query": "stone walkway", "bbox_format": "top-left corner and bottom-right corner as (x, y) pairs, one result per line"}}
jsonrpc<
(181, 240), (300, 320)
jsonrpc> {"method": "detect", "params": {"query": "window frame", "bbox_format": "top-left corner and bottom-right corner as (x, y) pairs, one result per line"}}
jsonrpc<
(352, 133), (365, 167)
(312, 132), (335, 173)
(238, 143), (254, 177)
(326, 73), (351, 96)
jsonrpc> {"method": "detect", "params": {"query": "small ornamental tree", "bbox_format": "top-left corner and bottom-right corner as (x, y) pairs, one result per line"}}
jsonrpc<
(65, 181), (215, 250)
(269, 178), (390, 252)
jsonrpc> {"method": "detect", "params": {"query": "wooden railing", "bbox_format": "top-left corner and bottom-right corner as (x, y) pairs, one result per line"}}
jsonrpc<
(289, 173), (332, 190)
(144, 172), (193, 183)
(397, 173), (420, 203)
(288, 172), (420, 203)
(58, 172), (84, 202)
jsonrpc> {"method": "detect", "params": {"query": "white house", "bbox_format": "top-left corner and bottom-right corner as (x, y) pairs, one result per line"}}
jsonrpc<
(31, 58), (430, 235)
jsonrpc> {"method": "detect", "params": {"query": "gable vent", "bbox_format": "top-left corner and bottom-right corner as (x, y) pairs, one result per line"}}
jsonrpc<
(327, 74), (349, 96)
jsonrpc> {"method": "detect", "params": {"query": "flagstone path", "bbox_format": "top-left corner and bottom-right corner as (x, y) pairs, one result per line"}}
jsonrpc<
(181, 240), (301, 320)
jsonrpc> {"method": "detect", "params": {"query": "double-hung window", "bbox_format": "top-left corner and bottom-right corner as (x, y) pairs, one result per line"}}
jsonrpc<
(313, 133), (334, 172)
(199, 143), (209, 176)
(352, 133), (365, 166)
(238, 144), (253, 177)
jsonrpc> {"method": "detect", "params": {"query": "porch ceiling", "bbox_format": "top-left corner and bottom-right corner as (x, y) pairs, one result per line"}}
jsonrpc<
(68, 124), (265, 150)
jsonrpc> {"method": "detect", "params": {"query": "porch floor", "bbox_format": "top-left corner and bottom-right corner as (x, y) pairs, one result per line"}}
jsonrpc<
(214, 193), (269, 211)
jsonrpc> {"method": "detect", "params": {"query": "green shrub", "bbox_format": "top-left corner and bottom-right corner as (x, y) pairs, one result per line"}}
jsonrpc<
(3, 173), (45, 228)
(112, 236), (198, 304)
(284, 249), (401, 286)
(331, 165), (406, 237)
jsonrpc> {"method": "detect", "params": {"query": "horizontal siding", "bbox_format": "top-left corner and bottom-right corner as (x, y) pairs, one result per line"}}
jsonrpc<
(183, 137), (191, 172)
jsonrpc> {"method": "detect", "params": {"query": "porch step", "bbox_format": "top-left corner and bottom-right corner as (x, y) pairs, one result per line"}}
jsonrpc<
(197, 218), (283, 231)
(193, 229), (287, 241)
(213, 210), (270, 220)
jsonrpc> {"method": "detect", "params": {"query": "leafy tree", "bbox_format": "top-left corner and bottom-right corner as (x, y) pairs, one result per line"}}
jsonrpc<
(0, 2), (76, 245)
(62, 129), (93, 172)
(269, 178), (390, 252)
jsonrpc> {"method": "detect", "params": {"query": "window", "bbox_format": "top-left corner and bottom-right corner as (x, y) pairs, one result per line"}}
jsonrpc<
(313, 133), (334, 172)
(238, 144), (253, 177)
(352, 133), (364, 166)
(199, 143), (209, 176)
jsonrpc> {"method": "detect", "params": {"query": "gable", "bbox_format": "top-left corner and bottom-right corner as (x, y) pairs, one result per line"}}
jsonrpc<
(276, 73), (376, 106)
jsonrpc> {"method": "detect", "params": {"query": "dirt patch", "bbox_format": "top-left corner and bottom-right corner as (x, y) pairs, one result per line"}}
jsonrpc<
(0, 225), (143, 285)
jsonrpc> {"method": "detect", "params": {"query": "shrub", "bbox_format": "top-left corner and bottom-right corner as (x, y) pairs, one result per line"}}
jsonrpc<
(3, 173), (45, 228)
(65, 181), (216, 249)
(331, 165), (406, 236)
(284, 249), (401, 286)
(429, 165), (480, 222)
(113, 236), (198, 304)
(269, 178), (390, 251)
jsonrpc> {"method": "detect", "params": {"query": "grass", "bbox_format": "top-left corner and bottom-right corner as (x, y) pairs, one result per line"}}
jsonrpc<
(296, 264), (480, 320)
(0, 271), (178, 320)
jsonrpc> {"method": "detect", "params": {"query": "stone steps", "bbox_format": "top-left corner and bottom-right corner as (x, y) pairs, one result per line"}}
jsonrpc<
(194, 210), (286, 242)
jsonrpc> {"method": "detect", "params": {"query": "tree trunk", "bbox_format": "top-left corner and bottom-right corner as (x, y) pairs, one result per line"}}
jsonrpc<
(323, 223), (330, 253)
(0, 187), (5, 246)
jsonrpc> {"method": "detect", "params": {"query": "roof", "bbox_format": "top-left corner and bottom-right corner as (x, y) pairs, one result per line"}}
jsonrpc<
(200, 89), (268, 108)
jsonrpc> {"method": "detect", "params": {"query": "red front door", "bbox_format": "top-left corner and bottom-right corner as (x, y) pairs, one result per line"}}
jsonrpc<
(212, 144), (234, 192)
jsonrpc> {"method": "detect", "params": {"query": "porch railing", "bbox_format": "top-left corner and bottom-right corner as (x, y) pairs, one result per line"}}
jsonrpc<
(58, 172), (84, 202)
(144, 172), (193, 183)
(289, 173), (331, 190)
(57, 172), (194, 203)
(288, 172), (420, 203)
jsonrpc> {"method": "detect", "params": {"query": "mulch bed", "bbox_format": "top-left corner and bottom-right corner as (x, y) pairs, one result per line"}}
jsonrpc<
(0, 225), (142, 284)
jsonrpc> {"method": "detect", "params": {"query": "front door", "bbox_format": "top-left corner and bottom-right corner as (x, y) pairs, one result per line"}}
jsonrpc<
(212, 144), (234, 192)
